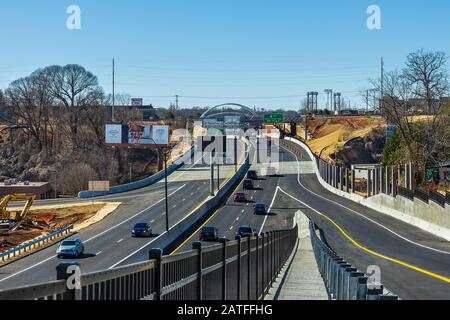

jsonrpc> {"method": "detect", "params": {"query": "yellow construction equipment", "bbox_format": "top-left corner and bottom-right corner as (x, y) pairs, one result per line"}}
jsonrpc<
(0, 194), (36, 233)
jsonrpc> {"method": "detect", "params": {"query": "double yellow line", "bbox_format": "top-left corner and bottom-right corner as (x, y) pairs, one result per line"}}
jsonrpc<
(170, 146), (248, 255)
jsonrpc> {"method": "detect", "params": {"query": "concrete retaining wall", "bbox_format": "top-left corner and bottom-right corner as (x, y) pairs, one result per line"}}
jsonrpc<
(284, 137), (450, 241)
(78, 147), (195, 198)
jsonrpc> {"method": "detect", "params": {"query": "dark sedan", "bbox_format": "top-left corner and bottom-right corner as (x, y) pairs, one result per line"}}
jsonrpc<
(200, 227), (219, 241)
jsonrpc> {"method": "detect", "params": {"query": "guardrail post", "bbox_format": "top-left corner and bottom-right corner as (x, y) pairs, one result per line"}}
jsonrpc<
(56, 262), (81, 300)
(367, 286), (384, 300)
(356, 276), (368, 300)
(192, 242), (203, 300)
(340, 267), (356, 300)
(149, 248), (163, 300)
(220, 238), (228, 300)
(235, 236), (242, 300)
(367, 170), (372, 197)
(348, 272), (365, 300)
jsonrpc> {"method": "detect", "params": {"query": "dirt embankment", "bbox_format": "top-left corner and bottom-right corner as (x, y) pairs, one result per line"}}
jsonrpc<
(0, 203), (107, 252)
(297, 116), (387, 166)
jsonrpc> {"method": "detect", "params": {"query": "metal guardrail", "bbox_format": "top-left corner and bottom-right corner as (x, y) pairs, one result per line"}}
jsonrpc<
(414, 188), (429, 204)
(396, 186), (414, 201)
(429, 189), (446, 208)
(310, 222), (398, 300)
(0, 225), (74, 263)
(0, 227), (298, 300)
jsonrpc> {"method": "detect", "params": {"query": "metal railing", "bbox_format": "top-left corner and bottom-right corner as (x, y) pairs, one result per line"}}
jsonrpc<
(396, 186), (414, 201)
(413, 188), (429, 204)
(310, 222), (398, 300)
(0, 225), (73, 263)
(0, 227), (298, 300)
(429, 189), (446, 208)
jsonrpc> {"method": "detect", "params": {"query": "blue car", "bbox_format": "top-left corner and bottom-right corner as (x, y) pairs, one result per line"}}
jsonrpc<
(132, 222), (152, 238)
(56, 239), (84, 258)
(254, 203), (267, 215)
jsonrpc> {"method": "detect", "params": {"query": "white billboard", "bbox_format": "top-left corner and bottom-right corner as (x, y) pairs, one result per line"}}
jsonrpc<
(105, 124), (123, 144)
(105, 124), (169, 146)
(152, 125), (170, 145)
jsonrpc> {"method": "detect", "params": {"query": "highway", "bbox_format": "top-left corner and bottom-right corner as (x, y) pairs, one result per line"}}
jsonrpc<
(172, 138), (450, 300)
(0, 147), (244, 289)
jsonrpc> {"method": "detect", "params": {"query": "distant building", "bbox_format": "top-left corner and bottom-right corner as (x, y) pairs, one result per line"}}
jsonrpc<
(0, 181), (52, 200)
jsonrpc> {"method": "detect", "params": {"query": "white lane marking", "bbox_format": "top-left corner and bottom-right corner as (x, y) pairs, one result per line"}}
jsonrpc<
(230, 226), (234, 230)
(258, 187), (279, 235)
(96, 251), (103, 255)
(241, 210), (245, 213)
(0, 256), (55, 283)
(0, 184), (187, 284)
(282, 145), (450, 255)
(117, 239), (124, 243)
(236, 217), (240, 221)
(83, 184), (186, 243)
(150, 220), (155, 223)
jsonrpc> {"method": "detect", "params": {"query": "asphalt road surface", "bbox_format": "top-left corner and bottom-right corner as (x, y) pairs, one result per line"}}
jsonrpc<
(172, 139), (450, 300)
(0, 147), (244, 289)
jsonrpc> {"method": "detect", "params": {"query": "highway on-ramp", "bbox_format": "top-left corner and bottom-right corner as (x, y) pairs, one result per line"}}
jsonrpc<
(171, 138), (450, 300)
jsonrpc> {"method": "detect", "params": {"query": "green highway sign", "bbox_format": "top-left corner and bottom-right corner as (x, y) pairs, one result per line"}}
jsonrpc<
(264, 112), (284, 124)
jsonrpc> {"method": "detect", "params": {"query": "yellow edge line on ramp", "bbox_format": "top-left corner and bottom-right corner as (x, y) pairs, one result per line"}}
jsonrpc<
(278, 187), (450, 285)
(321, 213), (450, 284)
(170, 149), (248, 255)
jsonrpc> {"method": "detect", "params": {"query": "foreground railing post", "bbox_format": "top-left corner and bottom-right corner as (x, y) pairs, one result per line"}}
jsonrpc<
(192, 242), (203, 300)
(56, 262), (81, 300)
(235, 236), (242, 300)
(149, 248), (163, 300)
(247, 236), (252, 300)
(261, 233), (266, 295)
(255, 235), (259, 300)
(220, 238), (228, 300)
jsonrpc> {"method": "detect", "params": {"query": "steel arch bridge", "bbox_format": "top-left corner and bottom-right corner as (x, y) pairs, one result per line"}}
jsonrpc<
(200, 103), (257, 121)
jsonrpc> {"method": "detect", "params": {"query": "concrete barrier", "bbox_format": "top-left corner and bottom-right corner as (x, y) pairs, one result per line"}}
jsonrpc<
(78, 147), (195, 198)
(160, 150), (251, 255)
(284, 136), (450, 241)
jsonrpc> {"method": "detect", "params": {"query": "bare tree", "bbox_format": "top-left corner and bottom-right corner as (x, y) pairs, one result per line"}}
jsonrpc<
(4, 71), (54, 154)
(403, 49), (449, 114)
(43, 64), (103, 148)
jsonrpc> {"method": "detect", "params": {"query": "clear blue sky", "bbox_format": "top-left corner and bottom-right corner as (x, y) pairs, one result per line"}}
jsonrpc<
(0, 0), (449, 110)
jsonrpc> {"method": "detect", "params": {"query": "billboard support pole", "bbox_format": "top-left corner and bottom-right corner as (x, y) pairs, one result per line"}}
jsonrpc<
(164, 150), (169, 232)
(210, 154), (215, 197)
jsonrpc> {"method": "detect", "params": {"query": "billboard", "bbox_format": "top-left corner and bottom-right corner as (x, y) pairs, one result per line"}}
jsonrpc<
(131, 98), (143, 107)
(105, 124), (169, 147)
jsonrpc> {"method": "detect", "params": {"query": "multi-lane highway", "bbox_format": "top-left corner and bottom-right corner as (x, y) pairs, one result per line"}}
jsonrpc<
(0, 148), (243, 289)
(171, 138), (450, 300)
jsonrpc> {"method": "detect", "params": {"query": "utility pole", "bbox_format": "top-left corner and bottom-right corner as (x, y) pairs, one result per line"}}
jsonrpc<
(112, 58), (115, 122)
